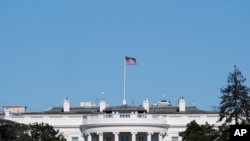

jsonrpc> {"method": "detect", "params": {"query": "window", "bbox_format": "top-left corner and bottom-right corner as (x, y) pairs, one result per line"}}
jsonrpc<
(121, 136), (129, 141)
(92, 136), (98, 141)
(171, 137), (178, 141)
(139, 137), (144, 141)
(72, 137), (79, 141)
(106, 136), (111, 141)
(152, 135), (158, 141)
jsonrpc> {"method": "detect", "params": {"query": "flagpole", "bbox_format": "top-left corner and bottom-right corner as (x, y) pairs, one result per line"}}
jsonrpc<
(123, 57), (126, 105)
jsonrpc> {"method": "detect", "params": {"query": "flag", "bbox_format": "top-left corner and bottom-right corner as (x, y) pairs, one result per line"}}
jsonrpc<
(125, 56), (137, 65)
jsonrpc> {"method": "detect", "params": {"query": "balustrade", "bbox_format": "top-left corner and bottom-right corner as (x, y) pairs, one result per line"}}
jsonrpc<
(83, 113), (166, 125)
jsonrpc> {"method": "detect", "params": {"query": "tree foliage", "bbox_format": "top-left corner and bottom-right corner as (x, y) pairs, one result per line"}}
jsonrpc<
(217, 124), (230, 141)
(0, 119), (30, 141)
(0, 119), (65, 141)
(179, 120), (220, 141)
(219, 66), (250, 125)
(29, 122), (65, 141)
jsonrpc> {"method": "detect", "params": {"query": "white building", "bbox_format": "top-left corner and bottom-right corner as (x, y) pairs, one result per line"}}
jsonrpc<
(2, 96), (221, 141)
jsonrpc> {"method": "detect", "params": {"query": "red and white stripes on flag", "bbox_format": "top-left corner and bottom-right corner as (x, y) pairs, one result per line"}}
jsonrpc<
(125, 56), (137, 65)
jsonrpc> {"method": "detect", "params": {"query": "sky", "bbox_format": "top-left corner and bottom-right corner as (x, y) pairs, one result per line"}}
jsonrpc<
(0, 1), (250, 112)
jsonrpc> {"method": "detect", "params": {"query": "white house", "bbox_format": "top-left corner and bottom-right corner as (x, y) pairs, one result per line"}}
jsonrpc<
(2, 96), (221, 141)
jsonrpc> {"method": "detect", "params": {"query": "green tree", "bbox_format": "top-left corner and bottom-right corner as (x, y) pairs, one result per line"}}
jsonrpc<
(0, 119), (31, 141)
(179, 120), (220, 141)
(218, 66), (250, 125)
(29, 122), (66, 141)
(0, 119), (65, 141)
(217, 124), (229, 141)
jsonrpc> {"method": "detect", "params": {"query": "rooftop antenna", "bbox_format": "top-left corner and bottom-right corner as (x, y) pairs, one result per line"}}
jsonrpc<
(162, 93), (165, 100)
(101, 91), (105, 101)
(131, 99), (135, 106)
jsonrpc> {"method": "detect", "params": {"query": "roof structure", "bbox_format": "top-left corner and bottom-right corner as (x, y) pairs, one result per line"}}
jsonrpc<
(103, 105), (146, 113)
(149, 106), (217, 114)
(19, 105), (218, 115)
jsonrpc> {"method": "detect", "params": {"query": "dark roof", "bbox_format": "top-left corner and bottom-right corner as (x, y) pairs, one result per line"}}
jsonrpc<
(104, 105), (146, 113)
(149, 106), (218, 114)
(20, 105), (217, 115)
(47, 106), (99, 114)
(23, 106), (100, 115)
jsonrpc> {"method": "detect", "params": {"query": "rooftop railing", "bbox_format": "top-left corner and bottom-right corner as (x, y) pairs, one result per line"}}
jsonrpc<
(82, 113), (167, 126)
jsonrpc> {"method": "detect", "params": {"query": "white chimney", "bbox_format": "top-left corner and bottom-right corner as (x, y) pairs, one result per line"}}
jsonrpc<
(5, 109), (10, 117)
(99, 91), (107, 112)
(63, 97), (70, 112)
(179, 96), (185, 112)
(99, 99), (106, 112)
(143, 98), (149, 112)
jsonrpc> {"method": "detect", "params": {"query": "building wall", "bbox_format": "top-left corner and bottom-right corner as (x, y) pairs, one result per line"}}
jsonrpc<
(4, 113), (221, 141)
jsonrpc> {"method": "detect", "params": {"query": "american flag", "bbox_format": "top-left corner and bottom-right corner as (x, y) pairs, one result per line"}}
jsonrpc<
(125, 56), (137, 65)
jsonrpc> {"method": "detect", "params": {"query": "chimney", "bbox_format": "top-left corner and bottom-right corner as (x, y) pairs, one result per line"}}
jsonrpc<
(63, 97), (70, 112)
(143, 98), (149, 112)
(99, 99), (106, 112)
(5, 109), (10, 117)
(179, 96), (185, 112)
(99, 91), (107, 112)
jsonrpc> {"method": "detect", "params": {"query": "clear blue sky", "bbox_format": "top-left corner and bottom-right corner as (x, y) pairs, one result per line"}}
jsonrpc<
(0, 1), (250, 112)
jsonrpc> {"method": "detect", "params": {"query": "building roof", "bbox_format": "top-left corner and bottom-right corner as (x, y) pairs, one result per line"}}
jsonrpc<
(22, 106), (99, 115)
(149, 106), (218, 114)
(8, 97), (218, 115)
(20, 105), (218, 115)
(103, 105), (147, 113)
(47, 106), (99, 114)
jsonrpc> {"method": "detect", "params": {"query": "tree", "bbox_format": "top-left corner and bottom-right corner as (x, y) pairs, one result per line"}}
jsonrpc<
(217, 124), (229, 141)
(0, 119), (31, 141)
(29, 122), (66, 141)
(179, 120), (220, 141)
(0, 119), (65, 141)
(218, 65), (250, 125)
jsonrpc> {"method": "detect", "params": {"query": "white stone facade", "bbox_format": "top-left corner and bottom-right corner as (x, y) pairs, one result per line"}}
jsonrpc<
(3, 97), (222, 141)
